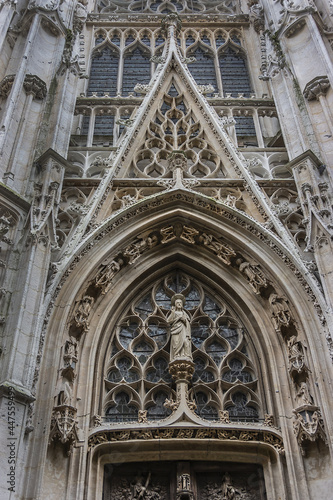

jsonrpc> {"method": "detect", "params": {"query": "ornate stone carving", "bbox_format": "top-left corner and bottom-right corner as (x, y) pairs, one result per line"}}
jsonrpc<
(180, 225), (199, 244)
(92, 414), (103, 427)
(177, 473), (194, 500)
(164, 398), (180, 412)
(61, 336), (78, 380)
(180, 56), (197, 64)
(160, 225), (177, 244)
(73, 295), (94, 332)
(94, 259), (123, 294)
(88, 426), (284, 454)
(237, 259), (268, 294)
(123, 235), (158, 264)
(168, 294), (192, 362)
(264, 414), (275, 427)
(292, 407), (327, 455)
(219, 410), (230, 423)
(296, 381), (313, 406)
(169, 359), (195, 382)
(134, 83), (151, 94)
(269, 293), (292, 332)
(116, 118), (135, 127)
(138, 410), (148, 423)
(199, 232), (236, 264)
(303, 75), (330, 101)
(249, 0), (265, 33)
(161, 12), (182, 36)
(168, 150), (187, 172)
(287, 335), (308, 377)
(49, 405), (79, 453)
(197, 84), (215, 95)
(150, 55), (166, 64)
(0, 213), (14, 246)
(0, 74), (15, 97)
(23, 74), (47, 99)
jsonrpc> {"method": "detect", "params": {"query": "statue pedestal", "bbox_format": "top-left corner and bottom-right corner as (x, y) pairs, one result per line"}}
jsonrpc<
(168, 358), (196, 412)
(169, 357), (194, 383)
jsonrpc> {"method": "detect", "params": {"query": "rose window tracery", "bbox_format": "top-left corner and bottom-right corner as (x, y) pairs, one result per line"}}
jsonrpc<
(104, 273), (261, 423)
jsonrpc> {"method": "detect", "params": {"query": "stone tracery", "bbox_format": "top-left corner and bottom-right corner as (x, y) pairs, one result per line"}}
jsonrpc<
(103, 272), (261, 423)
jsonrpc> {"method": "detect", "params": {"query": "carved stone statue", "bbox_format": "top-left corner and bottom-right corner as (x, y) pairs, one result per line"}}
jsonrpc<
(287, 335), (309, 377)
(221, 472), (238, 499)
(199, 232), (235, 265)
(64, 336), (78, 366)
(296, 381), (313, 406)
(167, 294), (192, 361)
(131, 472), (151, 499)
(74, 295), (94, 332)
(238, 260), (267, 294)
(287, 335), (303, 359)
(58, 379), (73, 406)
(95, 259), (122, 294)
(269, 293), (291, 331)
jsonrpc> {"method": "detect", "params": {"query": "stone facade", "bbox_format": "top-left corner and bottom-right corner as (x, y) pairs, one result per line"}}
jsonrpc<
(0, 0), (333, 499)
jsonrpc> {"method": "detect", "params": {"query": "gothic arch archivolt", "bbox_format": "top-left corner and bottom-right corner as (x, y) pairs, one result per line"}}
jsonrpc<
(34, 191), (331, 500)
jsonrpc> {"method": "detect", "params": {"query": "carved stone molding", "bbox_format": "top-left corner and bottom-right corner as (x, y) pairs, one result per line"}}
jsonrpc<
(88, 427), (285, 455)
(23, 74), (47, 100)
(303, 76), (330, 101)
(292, 406), (327, 455)
(0, 74), (15, 98)
(49, 405), (79, 453)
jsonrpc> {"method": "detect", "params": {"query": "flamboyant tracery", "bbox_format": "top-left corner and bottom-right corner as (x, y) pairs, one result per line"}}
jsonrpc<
(104, 272), (260, 423)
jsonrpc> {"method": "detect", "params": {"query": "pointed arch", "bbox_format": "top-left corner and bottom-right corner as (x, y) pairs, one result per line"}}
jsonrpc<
(122, 45), (152, 95)
(218, 44), (252, 97)
(87, 44), (120, 97)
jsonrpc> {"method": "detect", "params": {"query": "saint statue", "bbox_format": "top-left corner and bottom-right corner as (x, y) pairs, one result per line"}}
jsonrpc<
(167, 294), (192, 361)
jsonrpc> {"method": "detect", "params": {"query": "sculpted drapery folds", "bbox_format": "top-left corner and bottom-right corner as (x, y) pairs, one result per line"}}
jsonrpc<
(167, 294), (192, 362)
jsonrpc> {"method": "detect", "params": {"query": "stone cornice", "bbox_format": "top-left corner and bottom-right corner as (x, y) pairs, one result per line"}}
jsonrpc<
(74, 96), (276, 109)
(75, 96), (143, 108)
(86, 13), (250, 26)
(0, 182), (30, 212)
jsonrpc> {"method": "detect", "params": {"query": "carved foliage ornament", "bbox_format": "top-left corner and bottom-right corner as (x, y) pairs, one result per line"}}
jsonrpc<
(88, 427), (284, 454)
(23, 74), (47, 99)
(0, 74), (15, 98)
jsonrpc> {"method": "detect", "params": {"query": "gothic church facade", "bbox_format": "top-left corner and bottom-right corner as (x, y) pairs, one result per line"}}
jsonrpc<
(0, 0), (333, 499)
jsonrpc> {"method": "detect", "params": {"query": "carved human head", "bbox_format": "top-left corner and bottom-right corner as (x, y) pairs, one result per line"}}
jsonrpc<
(171, 293), (186, 308)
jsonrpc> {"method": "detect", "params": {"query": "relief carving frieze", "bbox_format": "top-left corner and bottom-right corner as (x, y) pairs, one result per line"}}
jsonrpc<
(88, 426), (284, 455)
